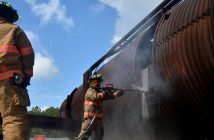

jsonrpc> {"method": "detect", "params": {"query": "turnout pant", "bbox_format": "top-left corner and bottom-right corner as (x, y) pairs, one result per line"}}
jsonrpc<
(77, 118), (104, 140)
(0, 79), (30, 140)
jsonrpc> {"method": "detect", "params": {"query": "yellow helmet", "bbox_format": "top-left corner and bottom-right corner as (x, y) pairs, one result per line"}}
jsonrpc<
(89, 73), (103, 81)
(89, 73), (103, 87)
(0, 1), (19, 23)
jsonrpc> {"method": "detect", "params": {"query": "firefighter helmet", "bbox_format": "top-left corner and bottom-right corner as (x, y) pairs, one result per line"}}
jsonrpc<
(0, 1), (19, 23)
(89, 73), (103, 82)
(89, 73), (103, 87)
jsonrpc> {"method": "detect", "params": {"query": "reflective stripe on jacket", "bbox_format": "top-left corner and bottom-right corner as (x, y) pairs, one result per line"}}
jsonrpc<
(84, 112), (103, 119)
(84, 101), (103, 107)
(84, 87), (104, 120)
(83, 87), (120, 120)
(0, 22), (34, 80)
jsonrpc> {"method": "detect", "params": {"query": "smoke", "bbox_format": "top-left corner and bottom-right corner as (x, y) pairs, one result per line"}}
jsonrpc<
(97, 22), (182, 140)
(131, 84), (145, 92)
(96, 30), (155, 140)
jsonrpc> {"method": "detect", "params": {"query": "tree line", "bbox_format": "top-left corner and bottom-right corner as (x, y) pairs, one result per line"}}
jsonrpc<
(28, 106), (60, 117)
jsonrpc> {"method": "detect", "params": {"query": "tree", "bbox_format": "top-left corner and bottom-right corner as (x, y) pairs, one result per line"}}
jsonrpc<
(28, 106), (60, 117)
(43, 107), (60, 117)
(28, 106), (42, 115)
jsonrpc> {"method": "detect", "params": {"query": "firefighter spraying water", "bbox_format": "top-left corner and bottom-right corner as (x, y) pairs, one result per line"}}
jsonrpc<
(75, 73), (124, 140)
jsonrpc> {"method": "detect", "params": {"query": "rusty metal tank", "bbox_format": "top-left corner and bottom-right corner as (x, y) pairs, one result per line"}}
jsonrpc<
(153, 0), (214, 122)
(152, 0), (214, 138)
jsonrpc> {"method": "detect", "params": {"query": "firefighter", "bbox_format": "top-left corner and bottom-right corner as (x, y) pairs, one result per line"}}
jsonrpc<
(75, 73), (124, 140)
(0, 1), (34, 140)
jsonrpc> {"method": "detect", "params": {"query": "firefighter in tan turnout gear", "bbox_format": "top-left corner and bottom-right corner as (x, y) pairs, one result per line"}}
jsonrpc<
(0, 1), (34, 140)
(75, 73), (124, 140)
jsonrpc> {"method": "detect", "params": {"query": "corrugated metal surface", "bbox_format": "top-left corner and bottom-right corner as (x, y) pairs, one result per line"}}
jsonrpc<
(154, 0), (214, 115)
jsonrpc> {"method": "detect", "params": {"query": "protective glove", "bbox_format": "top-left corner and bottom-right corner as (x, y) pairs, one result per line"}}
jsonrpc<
(114, 90), (124, 97)
(117, 90), (125, 96)
(12, 73), (30, 88)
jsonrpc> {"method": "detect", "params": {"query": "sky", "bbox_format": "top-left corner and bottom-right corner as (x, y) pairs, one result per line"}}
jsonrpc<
(5, 0), (162, 110)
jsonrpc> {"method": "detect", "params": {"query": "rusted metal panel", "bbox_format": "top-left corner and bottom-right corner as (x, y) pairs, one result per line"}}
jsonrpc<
(70, 86), (84, 120)
(154, 0), (214, 115)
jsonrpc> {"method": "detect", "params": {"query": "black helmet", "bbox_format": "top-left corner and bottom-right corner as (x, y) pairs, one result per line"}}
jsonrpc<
(89, 73), (103, 82)
(0, 1), (19, 23)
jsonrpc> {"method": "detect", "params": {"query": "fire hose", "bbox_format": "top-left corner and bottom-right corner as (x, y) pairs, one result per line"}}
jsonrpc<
(74, 112), (97, 140)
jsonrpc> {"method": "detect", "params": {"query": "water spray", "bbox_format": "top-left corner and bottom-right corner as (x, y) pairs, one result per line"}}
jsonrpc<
(95, 83), (145, 94)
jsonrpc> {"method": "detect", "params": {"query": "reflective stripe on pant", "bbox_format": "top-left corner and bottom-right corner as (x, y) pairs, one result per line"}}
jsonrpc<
(0, 79), (30, 140)
(77, 118), (104, 140)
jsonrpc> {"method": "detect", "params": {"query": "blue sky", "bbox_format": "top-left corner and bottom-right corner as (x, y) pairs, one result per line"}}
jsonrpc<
(6, 0), (162, 110)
